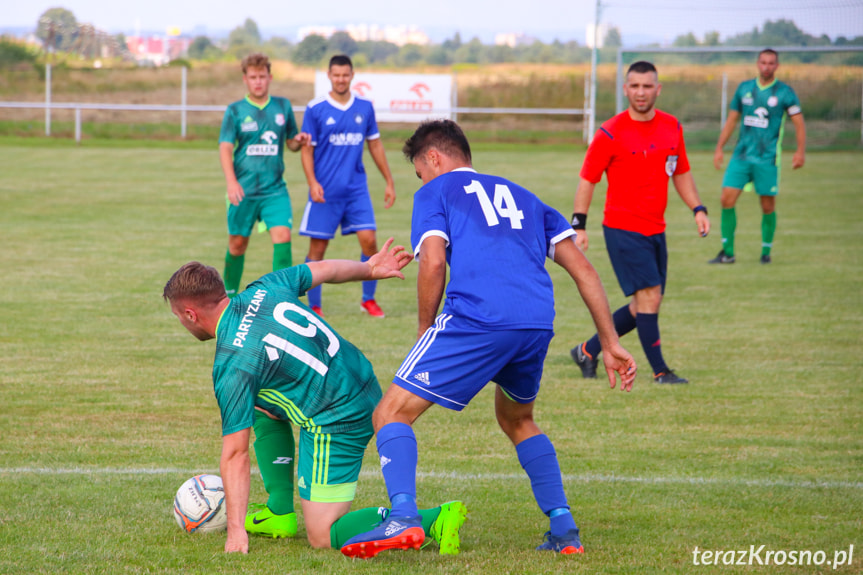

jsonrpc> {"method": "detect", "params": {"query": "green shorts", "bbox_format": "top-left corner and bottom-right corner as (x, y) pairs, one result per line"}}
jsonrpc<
(226, 190), (293, 237)
(722, 157), (779, 196)
(297, 422), (374, 503)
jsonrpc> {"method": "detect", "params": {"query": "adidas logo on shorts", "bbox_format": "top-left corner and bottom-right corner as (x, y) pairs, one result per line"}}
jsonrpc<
(414, 372), (431, 385)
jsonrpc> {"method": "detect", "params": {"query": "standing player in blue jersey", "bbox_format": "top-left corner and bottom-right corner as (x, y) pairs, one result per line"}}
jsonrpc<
(163, 239), (468, 555)
(341, 120), (637, 559)
(300, 55), (396, 318)
(219, 53), (310, 297)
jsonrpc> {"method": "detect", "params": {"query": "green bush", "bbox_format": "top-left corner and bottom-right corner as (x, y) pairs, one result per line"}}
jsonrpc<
(0, 38), (38, 70)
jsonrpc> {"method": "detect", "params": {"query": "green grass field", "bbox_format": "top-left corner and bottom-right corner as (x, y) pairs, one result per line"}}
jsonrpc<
(0, 139), (861, 574)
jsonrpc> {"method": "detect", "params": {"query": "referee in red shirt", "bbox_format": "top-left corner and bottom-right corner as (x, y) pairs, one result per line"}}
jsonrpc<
(570, 61), (710, 384)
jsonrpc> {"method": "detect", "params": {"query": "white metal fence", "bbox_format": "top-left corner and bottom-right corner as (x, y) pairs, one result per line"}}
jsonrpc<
(0, 65), (593, 143)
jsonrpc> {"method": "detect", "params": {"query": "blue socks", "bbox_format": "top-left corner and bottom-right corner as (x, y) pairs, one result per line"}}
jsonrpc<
(305, 256), (322, 309)
(636, 312), (668, 375)
(377, 422), (419, 518)
(361, 253), (377, 302)
(516, 434), (576, 536)
(585, 304), (638, 358)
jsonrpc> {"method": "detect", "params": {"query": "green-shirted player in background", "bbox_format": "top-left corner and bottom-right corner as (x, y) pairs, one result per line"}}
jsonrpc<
(163, 238), (467, 555)
(711, 48), (806, 264)
(219, 53), (310, 296)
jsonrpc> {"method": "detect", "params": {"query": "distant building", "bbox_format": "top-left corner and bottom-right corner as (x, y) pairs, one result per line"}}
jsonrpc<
(297, 26), (338, 42)
(494, 32), (537, 47)
(298, 24), (430, 46)
(125, 35), (191, 65)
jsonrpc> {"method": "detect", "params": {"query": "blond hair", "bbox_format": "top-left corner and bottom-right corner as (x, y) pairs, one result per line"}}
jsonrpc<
(163, 262), (226, 305)
(241, 53), (271, 74)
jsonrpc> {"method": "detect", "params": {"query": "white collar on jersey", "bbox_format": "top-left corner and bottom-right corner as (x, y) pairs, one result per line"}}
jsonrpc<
(326, 93), (356, 111)
(452, 167), (477, 173)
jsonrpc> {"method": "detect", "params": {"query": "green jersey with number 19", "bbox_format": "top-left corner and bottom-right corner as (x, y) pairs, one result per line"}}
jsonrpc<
(218, 96), (299, 197)
(730, 78), (801, 165)
(212, 264), (381, 437)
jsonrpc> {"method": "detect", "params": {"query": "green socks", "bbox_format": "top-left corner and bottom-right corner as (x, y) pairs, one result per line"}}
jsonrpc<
(273, 241), (292, 271)
(721, 207), (737, 257)
(224, 250), (245, 298)
(252, 411), (295, 516)
(329, 505), (442, 548)
(761, 212), (776, 256)
(225, 242), (291, 298)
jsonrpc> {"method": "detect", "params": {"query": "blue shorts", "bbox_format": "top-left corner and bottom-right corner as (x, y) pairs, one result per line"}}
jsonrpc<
(298, 192), (376, 239)
(603, 226), (667, 297)
(392, 314), (554, 411)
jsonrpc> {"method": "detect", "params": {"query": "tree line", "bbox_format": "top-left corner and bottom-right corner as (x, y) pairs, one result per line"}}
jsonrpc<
(7, 9), (862, 69)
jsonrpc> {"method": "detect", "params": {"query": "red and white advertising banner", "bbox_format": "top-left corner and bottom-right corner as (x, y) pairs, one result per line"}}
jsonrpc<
(314, 72), (453, 122)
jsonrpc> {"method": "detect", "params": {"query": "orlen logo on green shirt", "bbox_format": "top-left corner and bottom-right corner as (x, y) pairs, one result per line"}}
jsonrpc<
(246, 131), (279, 156)
(743, 107), (769, 129)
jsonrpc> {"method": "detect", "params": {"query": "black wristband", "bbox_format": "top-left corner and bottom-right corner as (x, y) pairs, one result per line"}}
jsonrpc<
(693, 205), (708, 216)
(571, 212), (587, 230)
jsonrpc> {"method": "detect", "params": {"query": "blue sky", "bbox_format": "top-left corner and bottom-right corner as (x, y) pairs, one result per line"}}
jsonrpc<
(5, 0), (862, 45)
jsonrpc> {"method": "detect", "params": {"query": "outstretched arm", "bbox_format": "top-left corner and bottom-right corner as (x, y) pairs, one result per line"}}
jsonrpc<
(307, 237), (413, 288)
(553, 237), (636, 391)
(367, 138), (396, 209)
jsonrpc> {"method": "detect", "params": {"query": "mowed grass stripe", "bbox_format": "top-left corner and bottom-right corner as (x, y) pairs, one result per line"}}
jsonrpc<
(3, 467), (862, 490)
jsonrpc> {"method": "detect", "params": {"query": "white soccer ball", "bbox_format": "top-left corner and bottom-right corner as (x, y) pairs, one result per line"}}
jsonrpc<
(173, 474), (227, 533)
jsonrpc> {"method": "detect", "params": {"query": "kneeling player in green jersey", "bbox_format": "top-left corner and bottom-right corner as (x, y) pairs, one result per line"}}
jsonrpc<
(219, 53), (311, 297)
(163, 239), (466, 555)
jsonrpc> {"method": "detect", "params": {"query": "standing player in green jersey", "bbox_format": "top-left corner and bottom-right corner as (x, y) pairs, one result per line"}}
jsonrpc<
(163, 239), (467, 555)
(219, 53), (310, 297)
(711, 48), (806, 264)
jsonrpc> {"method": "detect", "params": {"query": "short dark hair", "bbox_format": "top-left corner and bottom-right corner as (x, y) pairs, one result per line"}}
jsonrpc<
(163, 262), (226, 305)
(329, 54), (353, 69)
(627, 61), (657, 76)
(242, 53), (271, 74)
(403, 120), (472, 164)
(759, 48), (779, 62)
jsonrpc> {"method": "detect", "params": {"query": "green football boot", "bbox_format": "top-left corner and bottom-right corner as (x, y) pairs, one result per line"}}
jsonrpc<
(244, 503), (297, 538)
(429, 500), (468, 555)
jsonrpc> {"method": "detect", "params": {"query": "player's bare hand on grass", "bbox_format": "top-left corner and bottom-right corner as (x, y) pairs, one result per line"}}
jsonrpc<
(603, 343), (637, 391)
(227, 180), (245, 206)
(384, 182), (396, 209)
(310, 182), (325, 203)
(225, 530), (249, 554)
(366, 237), (414, 280)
